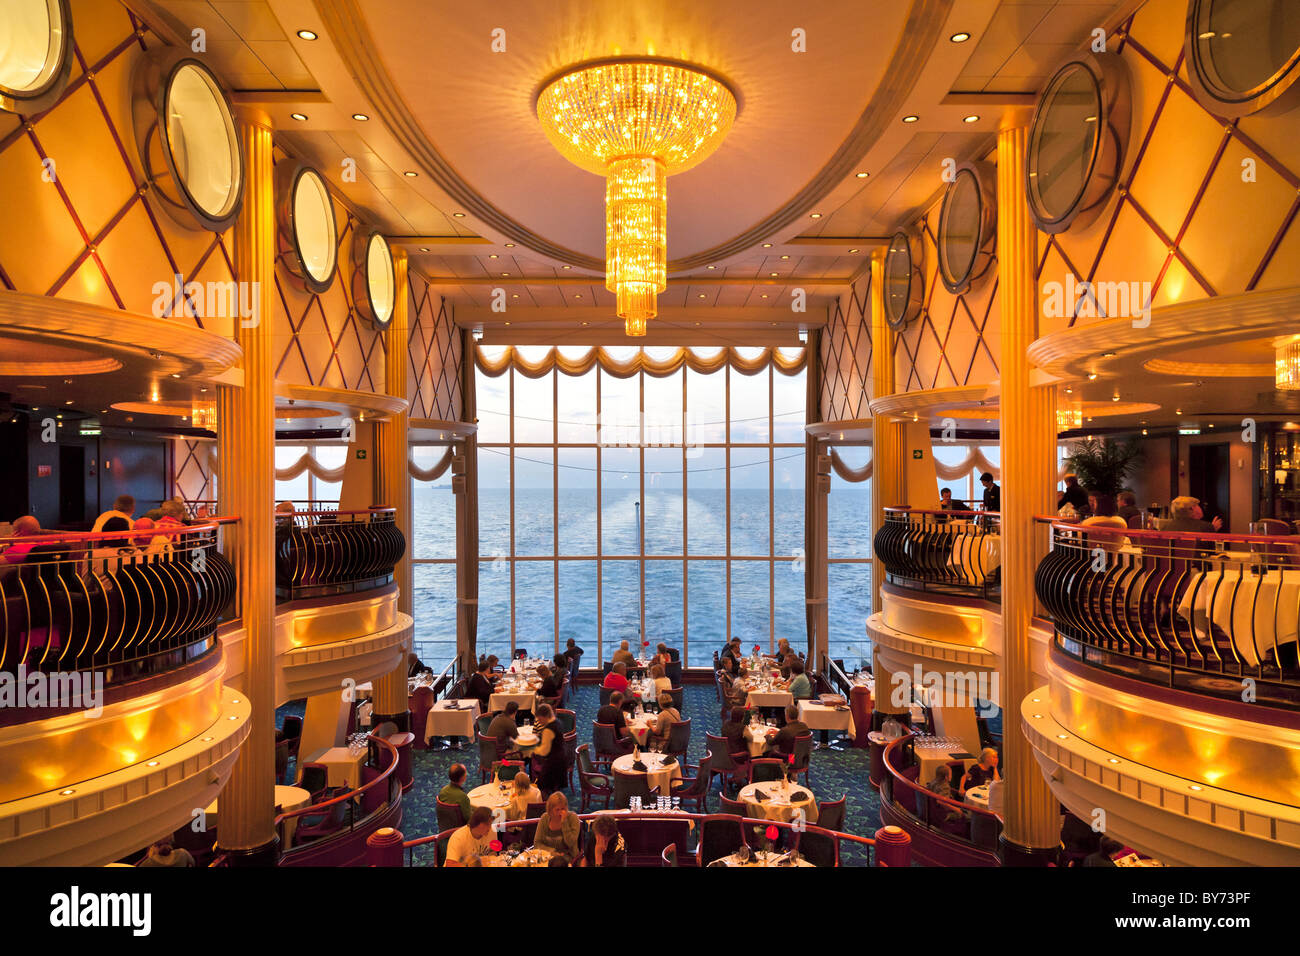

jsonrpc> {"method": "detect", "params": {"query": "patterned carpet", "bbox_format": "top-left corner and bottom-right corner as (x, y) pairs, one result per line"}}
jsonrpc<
(396, 684), (882, 865)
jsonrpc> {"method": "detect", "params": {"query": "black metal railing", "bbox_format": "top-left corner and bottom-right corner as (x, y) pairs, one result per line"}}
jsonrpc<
(276, 507), (406, 601)
(1036, 520), (1300, 708)
(0, 520), (236, 694)
(873, 507), (1001, 600)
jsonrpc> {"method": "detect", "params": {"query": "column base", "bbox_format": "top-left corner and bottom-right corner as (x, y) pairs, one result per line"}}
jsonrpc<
(216, 834), (281, 867)
(998, 834), (1057, 867)
(372, 711), (411, 733)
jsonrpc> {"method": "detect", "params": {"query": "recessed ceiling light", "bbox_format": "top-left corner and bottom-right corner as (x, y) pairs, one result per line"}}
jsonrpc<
(453, 212), (466, 218)
(561, 265), (571, 270)
(419, 247), (429, 252)
(147, 760), (160, 767)
(1101, 351), (1116, 358)
(404, 170), (418, 177)
(760, 294), (768, 299)
(902, 115), (919, 123)
(290, 112), (308, 122)
(780, 255), (789, 260)
(1112, 395), (1120, 402)
(848, 248), (858, 254)
(950, 32), (971, 43)
(500, 272), (508, 277)
(1032, 714), (1043, 719)
(698, 293), (706, 298)
(352, 113), (369, 121)
(581, 321), (589, 326)
(504, 243), (515, 248)
(963, 114), (980, 123)
(61, 789), (75, 795)
(855, 171), (868, 178)
(762, 243), (773, 248)
(488, 254), (498, 259)
(296, 29), (318, 40)
(1189, 784), (1203, 791)
(511, 294), (519, 298)
(707, 265), (716, 269)
(573, 294), (582, 299)
(1107, 758), (1120, 764)
(770, 272), (778, 277)
(504, 321), (511, 325)
(809, 212), (822, 219)
(1087, 372), (1098, 380)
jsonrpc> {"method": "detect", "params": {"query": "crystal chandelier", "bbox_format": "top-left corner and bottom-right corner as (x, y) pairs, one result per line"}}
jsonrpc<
(191, 399), (217, 430)
(1056, 401), (1083, 431)
(536, 58), (737, 335)
(1277, 339), (1300, 391)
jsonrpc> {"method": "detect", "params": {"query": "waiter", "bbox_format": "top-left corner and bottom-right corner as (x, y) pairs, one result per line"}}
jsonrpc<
(979, 472), (1000, 513)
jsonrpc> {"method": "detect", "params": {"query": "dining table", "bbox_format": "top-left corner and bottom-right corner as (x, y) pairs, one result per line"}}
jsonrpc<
(737, 780), (819, 824)
(311, 745), (368, 788)
(207, 785), (311, 847)
(482, 845), (558, 867)
(611, 751), (682, 795)
(468, 781), (515, 812)
(713, 848), (814, 868)
(740, 680), (794, 709)
(489, 679), (539, 713)
(1175, 565), (1300, 666)
(424, 698), (480, 744)
(798, 700), (856, 740)
(911, 741), (978, 787)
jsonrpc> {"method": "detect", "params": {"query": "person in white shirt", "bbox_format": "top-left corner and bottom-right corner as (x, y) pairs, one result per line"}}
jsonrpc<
(444, 806), (495, 866)
(91, 494), (135, 533)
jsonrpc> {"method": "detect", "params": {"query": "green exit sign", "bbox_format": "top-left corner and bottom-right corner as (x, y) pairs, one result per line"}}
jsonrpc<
(912, 449), (923, 459)
(356, 449), (367, 459)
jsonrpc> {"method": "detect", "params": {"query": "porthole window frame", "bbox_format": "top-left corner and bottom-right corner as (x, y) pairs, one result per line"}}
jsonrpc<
(131, 51), (244, 232)
(276, 163), (339, 294)
(1025, 54), (1130, 235)
(883, 230), (924, 331)
(1184, 0), (1300, 116)
(0, 0), (75, 115)
(353, 230), (397, 329)
(936, 161), (996, 295)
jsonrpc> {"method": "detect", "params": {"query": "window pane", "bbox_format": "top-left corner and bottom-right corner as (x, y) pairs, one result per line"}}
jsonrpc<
(645, 559), (684, 654)
(772, 367), (806, 443)
(313, 479), (340, 507)
(687, 447), (726, 556)
(774, 557), (806, 651)
(479, 449), (510, 561)
(599, 368), (640, 447)
(475, 367), (511, 443)
(730, 560), (771, 652)
(412, 563), (457, 664)
(774, 448), (805, 558)
(828, 563), (873, 669)
(829, 447), (871, 560)
(687, 560), (725, 668)
(512, 368), (553, 443)
(730, 447), (769, 556)
(514, 561), (555, 656)
(478, 559), (513, 661)
(602, 560), (640, 663)
(558, 447), (597, 555)
(558, 560), (597, 654)
(601, 447), (639, 556)
(685, 366), (726, 445)
(413, 476), (457, 559)
(644, 447), (683, 556)
(728, 365), (770, 444)
(644, 369), (683, 447)
(557, 367), (597, 444)
(274, 444), (309, 503)
(314, 445), (347, 469)
(514, 448), (553, 556)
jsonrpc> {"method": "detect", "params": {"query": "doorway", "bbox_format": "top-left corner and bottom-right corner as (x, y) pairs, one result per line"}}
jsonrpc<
(59, 445), (85, 526)
(1189, 442), (1230, 531)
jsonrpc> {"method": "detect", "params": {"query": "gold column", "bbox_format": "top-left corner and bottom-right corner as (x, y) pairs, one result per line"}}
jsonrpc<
(372, 250), (412, 729)
(868, 249), (905, 613)
(216, 107), (277, 862)
(996, 121), (1060, 863)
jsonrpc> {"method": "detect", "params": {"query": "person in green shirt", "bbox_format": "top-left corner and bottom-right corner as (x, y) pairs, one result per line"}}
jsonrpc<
(533, 791), (581, 862)
(787, 659), (813, 699)
(437, 763), (473, 824)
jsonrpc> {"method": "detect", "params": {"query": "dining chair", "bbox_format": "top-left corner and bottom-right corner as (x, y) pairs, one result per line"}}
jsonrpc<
(669, 755), (712, 813)
(612, 769), (658, 810)
(577, 744), (613, 811)
(816, 795), (846, 833)
(661, 843), (679, 867)
(593, 721), (633, 762)
(747, 757), (786, 784)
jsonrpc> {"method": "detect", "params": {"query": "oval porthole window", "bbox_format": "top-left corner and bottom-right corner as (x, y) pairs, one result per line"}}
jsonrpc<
(277, 165), (338, 293)
(0, 0), (74, 114)
(1026, 56), (1130, 234)
(936, 163), (995, 294)
(1186, 0), (1300, 115)
(353, 231), (396, 328)
(883, 231), (923, 330)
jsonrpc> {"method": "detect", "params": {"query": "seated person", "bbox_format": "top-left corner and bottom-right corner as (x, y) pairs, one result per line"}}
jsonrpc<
(596, 691), (634, 742)
(960, 747), (1001, 795)
(437, 763), (473, 823)
(1157, 495), (1223, 533)
(1059, 474), (1089, 516)
(723, 664), (751, 709)
(938, 487), (967, 512)
(786, 659), (813, 700)
(926, 763), (955, 800)
(445, 806), (495, 866)
(1116, 490), (1143, 528)
(1082, 837), (1124, 867)
(719, 637), (743, 667)
(532, 792), (581, 862)
(720, 706), (748, 756)
(580, 814), (627, 867)
(487, 701), (521, 748)
(465, 660), (495, 711)
(136, 840), (195, 868)
(536, 663), (562, 699)
(602, 660), (631, 695)
(91, 494), (136, 533)
(656, 641), (680, 663)
(649, 663), (673, 697)
(611, 640), (636, 667)
(2, 515), (43, 565)
(407, 651), (429, 678)
(767, 704), (810, 755)
(648, 693), (681, 748)
(505, 771), (542, 822)
(551, 653), (569, 677)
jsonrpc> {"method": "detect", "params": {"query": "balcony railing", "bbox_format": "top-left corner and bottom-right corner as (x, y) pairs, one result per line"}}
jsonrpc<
(1036, 520), (1300, 708)
(0, 520), (236, 705)
(276, 507), (406, 601)
(873, 507), (1001, 600)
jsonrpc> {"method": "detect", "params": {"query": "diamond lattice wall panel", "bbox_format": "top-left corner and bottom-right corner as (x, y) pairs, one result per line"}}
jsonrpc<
(1035, 2), (1300, 326)
(173, 438), (215, 505)
(407, 274), (462, 422)
(820, 275), (871, 422)
(0, 1), (238, 328)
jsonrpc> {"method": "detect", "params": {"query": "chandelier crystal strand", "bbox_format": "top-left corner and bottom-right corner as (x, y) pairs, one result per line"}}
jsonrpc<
(1277, 340), (1300, 391)
(536, 59), (736, 332)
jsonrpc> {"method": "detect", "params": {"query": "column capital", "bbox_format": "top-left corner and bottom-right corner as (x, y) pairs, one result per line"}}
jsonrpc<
(233, 105), (274, 133)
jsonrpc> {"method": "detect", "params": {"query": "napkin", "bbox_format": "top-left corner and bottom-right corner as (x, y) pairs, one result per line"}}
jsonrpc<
(632, 760), (647, 772)
(659, 755), (676, 765)
(949, 751), (975, 760)
(752, 788), (770, 802)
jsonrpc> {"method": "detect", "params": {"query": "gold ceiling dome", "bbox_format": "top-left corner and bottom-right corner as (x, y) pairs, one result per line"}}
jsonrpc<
(535, 57), (737, 335)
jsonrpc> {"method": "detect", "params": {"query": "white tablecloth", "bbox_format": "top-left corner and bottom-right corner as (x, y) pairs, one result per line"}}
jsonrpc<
(744, 723), (774, 756)
(945, 529), (1001, 585)
(468, 781), (514, 812)
(207, 785), (311, 846)
(798, 701), (856, 737)
(483, 846), (557, 867)
(313, 747), (367, 788)
(627, 714), (655, 746)
(612, 752), (682, 795)
(737, 781), (818, 823)
(1176, 567), (1300, 666)
(489, 687), (537, 713)
(743, 686), (794, 709)
(913, 746), (977, 786)
(425, 699), (479, 742)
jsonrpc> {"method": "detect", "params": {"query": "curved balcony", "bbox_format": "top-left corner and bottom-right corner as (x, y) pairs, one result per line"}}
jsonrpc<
(0, 520), (236, 721)
(874, 507), (1001, 600)
(275, 507), (406, 602)
(1035, 520), (1300, 709)
(878, 733), (1003, 866)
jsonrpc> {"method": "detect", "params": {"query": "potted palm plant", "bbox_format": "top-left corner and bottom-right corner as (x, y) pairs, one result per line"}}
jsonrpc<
(1062, 437), (1143, 496)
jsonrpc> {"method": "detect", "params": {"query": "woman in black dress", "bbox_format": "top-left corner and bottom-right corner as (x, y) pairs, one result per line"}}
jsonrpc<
(531, 704), (568, 796)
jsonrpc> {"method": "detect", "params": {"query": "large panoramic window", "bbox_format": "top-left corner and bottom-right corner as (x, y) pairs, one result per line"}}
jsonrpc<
(475, 345), (806, 668)
(410, 446), (457, 668)
(273, 443), (345, 509)
(827, 445), (872, 672)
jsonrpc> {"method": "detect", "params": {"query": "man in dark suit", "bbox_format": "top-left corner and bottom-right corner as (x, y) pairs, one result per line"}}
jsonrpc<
(979, 472), (1001, 513)
(465, 660), (494, 712)
(487, 701), (520, 746)
(767, 705), (810, 755)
